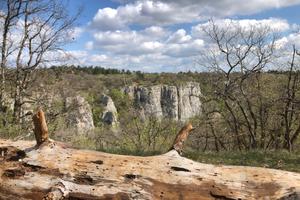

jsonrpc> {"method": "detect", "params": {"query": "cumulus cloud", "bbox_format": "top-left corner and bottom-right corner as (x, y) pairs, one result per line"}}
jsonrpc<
(68, 16), (300, 72)
(89, 18), (289, 59)
(191, 18), (290, 38)
(275, 31), (300, 49)
(90, 7), (126, 31)
(89, 1), (201, 31)
(89, 0), (300, 31)
(64, 0), (300, 72)
(165, 39), (204, 57)
(89, 26), (206, 59)
(90, 54), (109, 62)
(85, 41), (94, 50)
(92, 30), (165, 55)
(167, 29), (191, 44)
(156, 0), (300, 16)
(68, 27), (84, 40)
(142, 26), (169, 38)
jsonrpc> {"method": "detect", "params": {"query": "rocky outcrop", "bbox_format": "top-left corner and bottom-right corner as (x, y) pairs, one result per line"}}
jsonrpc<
(178, 82), (202, 121)
(100, 94), (118, 126)
(123, 82), (202, 121)
(65, 96), (94, 134)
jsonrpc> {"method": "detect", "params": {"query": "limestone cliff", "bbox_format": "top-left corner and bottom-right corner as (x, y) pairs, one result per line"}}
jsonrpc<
(100, 94), (118, 126)
(123, 82), (202, 121)
(65, 96), (95, 134)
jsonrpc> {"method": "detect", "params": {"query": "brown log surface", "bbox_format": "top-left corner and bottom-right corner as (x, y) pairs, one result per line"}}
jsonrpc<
(0, 139), (300, 200)
(32, 108), (49, 146)
(171, 122), (195, 154)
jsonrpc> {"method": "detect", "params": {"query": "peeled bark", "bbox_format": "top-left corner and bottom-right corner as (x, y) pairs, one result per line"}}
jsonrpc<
(171, 122), (195, 154)
(32, 108), (49, 146)
(0, 139), (299, 200)
(0, 116), (299, 199)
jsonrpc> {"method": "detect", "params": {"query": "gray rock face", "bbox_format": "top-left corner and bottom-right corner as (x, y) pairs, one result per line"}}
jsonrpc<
(65, 96), (95, 134)
(161, 85), (179, 120)
(100, 94), (118, 126)
(178, 82), (202, 121)
(136, 85), (162, 118)
(123, 82), (202, 121)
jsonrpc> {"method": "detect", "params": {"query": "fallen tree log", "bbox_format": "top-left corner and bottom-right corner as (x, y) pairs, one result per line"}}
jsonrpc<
(0, 110), (299, 199)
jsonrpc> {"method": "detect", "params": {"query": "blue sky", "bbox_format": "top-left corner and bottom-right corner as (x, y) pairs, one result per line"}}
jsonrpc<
(63, 0), (300, 72)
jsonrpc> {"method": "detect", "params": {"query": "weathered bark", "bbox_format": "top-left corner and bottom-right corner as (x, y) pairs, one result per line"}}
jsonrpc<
(0, 139), (299, 200)
(0, 117), (299, 199)
(171, 122), (194, 154)
(32, 108), (49, 146)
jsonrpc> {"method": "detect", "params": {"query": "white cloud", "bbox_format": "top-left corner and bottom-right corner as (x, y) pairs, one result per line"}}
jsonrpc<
(167, 29), (191, 44)
(60, 0), (300, 72)
(92, 30), (165, 56)
(275, 31), (300, 49)
(70, 17), (300, 71)
(85, 41), (94, 50)
(89, 0), (300, 31)
(165, 39), (204, 57)
(90, 54), (108, 62)
(68, 27), (84, 40)
(142, 26), (169, 38)
(90, 7), (126, 31)
(191, 18), (290, 38)
(89, 1), (201, 31)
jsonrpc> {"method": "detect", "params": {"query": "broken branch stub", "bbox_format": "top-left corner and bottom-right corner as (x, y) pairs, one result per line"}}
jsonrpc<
(1, 139), (299, 199)
(32, 108), (49, 146)
(171, 122), (195, 154)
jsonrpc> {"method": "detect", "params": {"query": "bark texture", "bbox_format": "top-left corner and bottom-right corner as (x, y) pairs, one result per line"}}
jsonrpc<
(0, 115), (299, 199)
(0, 139), (299, 200)
(171, 122), (195, 154)
(32, 108), (49, 146)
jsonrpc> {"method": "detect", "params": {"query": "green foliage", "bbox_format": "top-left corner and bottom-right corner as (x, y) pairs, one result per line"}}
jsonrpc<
(1, 65), (300, 173)
(0, 109), (27, 139)
(50, 65), (132, 75)
(114, 116), (181, 154)
(185, 150), (300, 173)
(109, 88), (132, 113)
(0, 124), (22, 139)
(84, 94), (103, 127)
(70, 134), (97, 150)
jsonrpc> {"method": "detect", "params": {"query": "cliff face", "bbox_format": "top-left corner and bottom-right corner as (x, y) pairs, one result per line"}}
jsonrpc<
(100, 94), (118, 126)
(124, 82), (202, 121)
(65, 96), (95, 134)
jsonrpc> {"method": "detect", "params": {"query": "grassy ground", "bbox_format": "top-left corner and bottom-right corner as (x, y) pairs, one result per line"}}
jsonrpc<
(3, 128), (299, 173)
(69, 135), (300, 173)
(185, 150), (300, 173)
(72, 138), (300, 173)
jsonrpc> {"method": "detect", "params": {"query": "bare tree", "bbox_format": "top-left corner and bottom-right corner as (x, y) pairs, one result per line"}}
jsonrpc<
(201, 19), (278, 150)
(0, 0), (22, 111)
(281, 45), (300, 151)
(116, 109), (180, 154)
(0, 0), (80, 123)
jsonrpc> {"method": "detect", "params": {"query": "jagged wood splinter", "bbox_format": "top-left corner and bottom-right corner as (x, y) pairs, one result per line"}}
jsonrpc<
(171, 122), (195, 154)
(32, 108), (49, 146)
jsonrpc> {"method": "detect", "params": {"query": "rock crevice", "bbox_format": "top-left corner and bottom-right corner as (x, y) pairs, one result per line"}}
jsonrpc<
(123, 82), (202, 121)
(65, 96), (95, 134)
(100, 94), (118, 126)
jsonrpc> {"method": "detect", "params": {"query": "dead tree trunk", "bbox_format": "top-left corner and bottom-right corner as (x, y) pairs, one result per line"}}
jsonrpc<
(0, 110), (299, 199)
(32, 108), (49, 146)
(171, 122), (195, 154)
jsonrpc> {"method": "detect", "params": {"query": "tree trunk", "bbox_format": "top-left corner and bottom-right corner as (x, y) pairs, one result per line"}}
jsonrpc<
(0, 110), (299, 200)
(32, 108), (49, 146)
(0, 139), (299, 200)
